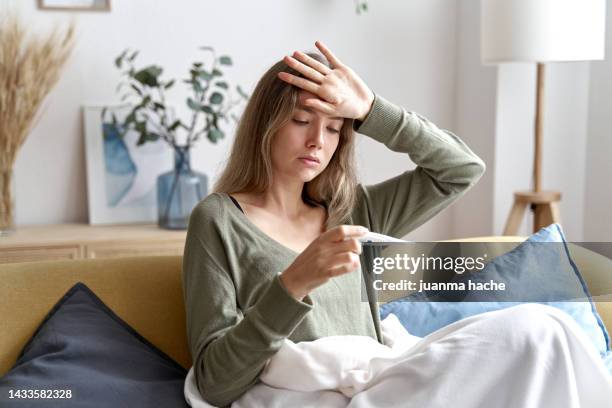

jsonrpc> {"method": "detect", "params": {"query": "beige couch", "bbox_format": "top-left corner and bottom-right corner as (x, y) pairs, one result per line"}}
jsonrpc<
(1, 236), (611, 376)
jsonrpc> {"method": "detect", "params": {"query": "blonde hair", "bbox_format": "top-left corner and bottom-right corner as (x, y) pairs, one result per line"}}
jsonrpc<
(213, 52), (358, 229)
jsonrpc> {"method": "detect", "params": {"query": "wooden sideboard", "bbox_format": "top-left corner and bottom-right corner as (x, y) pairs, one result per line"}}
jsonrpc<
(0, 224), (187, 264)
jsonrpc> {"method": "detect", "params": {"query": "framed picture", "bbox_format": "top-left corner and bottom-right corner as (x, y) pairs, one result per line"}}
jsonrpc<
(83, 105), (172, 225)
(37, 0), (111, 11)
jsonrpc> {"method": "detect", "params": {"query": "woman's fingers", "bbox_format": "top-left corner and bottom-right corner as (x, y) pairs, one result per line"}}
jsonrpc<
(293, 51), (332, 75)
(334, 238), (362, 255)
(315, 40), (343, 68)
(303, 98), (336, 115)
(283, 55), (326, 83)
(326, 252), (361, 277)
(324, 225), (368, 243)
(277, 72), (319, 94)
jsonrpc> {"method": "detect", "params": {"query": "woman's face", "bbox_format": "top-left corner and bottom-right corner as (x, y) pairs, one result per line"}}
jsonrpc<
(271, 90), (344, 183)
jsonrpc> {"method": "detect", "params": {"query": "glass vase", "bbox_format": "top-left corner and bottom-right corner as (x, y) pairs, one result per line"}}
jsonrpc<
(0, 168), (16, 236)
(157, 147), (208, 230)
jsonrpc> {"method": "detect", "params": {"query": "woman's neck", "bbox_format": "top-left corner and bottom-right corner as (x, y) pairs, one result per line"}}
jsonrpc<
(235, 179), (315, 219)
(260, 183), (310, 219)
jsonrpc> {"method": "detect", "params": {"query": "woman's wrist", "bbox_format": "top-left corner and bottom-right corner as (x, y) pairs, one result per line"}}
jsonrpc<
(356, 89), (375, 122)
(279, 272), (306, 301)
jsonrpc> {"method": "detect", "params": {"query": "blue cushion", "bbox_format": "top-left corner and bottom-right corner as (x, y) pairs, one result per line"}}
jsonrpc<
(0, 282), (188, 407)
(605, 351), (612, 374)
(379, 223), (611, 359)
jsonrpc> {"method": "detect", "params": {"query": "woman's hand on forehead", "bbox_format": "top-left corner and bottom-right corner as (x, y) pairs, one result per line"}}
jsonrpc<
(277, 40), (374, 122)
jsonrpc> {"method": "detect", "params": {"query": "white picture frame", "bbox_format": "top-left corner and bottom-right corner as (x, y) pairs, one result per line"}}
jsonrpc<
(83, 105), (172, 225)
(37, 0), (111, 11)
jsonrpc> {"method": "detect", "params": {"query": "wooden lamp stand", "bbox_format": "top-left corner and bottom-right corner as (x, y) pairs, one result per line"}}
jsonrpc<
(503, 64), (562, 235)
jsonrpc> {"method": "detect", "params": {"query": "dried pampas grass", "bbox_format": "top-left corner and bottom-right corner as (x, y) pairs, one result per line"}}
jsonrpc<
(0, 11), (75, 231)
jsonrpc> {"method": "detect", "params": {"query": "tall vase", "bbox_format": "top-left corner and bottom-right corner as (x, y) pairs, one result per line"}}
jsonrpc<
(157, 147), (208, 230)
(0, 167), (16, 236)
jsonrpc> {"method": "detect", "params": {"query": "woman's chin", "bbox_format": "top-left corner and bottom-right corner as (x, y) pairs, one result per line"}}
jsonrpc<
(307, 168), (325, 179)
(278, 166), (323, 183)
(296, 171), (320, 183)
(290, 166), (320, 179)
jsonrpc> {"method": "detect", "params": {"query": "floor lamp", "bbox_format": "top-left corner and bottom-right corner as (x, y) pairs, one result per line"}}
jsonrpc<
(480, 0), (606, 235)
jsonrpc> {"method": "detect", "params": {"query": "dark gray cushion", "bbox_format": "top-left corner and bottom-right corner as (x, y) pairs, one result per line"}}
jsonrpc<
(0, 282), (188, 407)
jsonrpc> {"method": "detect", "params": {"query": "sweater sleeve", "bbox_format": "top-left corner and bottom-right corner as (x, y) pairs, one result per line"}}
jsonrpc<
(182, 203), (314, 407)
(352, 93), (486, 238)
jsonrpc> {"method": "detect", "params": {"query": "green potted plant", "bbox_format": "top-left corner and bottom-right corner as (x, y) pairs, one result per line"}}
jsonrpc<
(106, 46), (248, 229)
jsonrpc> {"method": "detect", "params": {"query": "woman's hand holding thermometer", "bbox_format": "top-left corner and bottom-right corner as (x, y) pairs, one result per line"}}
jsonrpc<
(279, 225), (368, 301)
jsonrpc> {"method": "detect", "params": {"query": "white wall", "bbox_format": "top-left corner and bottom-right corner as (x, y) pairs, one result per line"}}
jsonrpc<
(492, 64), (537, 236)
(451, 0), (497, 239)
(585, 1), (612, 242)
(7, 0), (469, 240)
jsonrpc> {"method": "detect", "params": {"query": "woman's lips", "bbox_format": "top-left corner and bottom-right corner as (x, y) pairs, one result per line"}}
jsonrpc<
(299, 157), (320, 167)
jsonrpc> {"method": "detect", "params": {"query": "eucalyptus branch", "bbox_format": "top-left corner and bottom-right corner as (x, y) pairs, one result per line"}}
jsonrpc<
(186, 51), (216, 144)
(157, 85), (171, 128)
(188, 116), (212, 148)
(219, 96), (241, 122)
(107, 46), (247, 152)
(141, 113), (173, 145)
(354, 0), (368, 14)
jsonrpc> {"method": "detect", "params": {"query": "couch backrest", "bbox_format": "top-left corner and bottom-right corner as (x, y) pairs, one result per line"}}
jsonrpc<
(0, 256), (189, 376)
(1, 237), (611, 377)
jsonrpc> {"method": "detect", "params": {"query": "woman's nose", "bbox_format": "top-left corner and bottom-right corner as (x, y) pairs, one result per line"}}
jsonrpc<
(307, 124), (325, 148)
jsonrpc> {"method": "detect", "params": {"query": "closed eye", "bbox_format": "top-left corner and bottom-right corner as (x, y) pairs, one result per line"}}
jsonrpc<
(293, 119), (340, 133)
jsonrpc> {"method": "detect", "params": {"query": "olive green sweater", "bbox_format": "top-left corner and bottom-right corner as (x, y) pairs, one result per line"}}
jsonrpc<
(182, 93), (486, 407)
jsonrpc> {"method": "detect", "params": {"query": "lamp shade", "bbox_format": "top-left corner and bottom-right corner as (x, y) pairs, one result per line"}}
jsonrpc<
(481, 0), (606, 64)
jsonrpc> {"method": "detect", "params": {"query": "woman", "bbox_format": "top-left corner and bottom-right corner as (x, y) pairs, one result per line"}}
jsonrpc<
(183, 42), (485, 405)
(183, 42), (609, 407)
(182, 39), (485, 405)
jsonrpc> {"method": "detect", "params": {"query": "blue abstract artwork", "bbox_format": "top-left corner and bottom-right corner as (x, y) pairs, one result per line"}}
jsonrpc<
(100, 122), (168, 210)
(102, 123), (136, 207)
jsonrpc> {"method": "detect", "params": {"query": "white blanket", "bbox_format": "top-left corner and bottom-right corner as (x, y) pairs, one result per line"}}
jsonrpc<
(185, 304), (612, 407)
